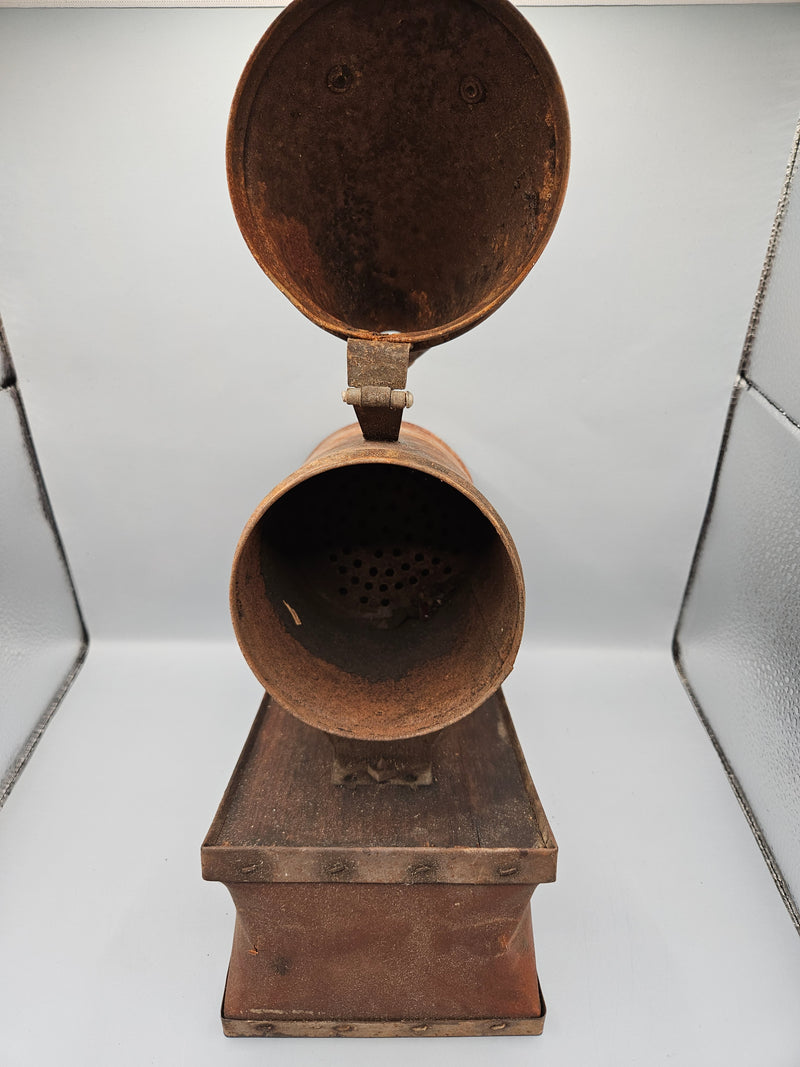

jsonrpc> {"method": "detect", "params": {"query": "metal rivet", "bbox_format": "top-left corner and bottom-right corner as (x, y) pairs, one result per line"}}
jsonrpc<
(325, 860), (353, 879)
(327, 64), (353, 93)
(409, 863), (433, 880)
(459, 75), (485, 104)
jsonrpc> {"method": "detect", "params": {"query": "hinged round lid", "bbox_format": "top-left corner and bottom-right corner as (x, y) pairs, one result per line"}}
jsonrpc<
(228, 0), (570, 351)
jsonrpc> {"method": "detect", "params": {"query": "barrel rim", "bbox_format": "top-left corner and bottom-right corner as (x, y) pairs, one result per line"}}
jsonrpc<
(229, 435), (525, 740)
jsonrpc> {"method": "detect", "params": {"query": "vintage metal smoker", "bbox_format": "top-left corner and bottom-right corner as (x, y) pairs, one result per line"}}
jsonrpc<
(202, 0), (569, 1037)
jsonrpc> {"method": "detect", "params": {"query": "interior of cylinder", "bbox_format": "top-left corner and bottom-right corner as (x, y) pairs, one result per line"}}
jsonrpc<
(232, 0), (567, 340)
(232, 463), (521, 738)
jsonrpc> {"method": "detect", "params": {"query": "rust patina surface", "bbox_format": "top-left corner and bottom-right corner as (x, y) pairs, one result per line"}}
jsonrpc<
(203, 691), (556, 1036)
(227, 0), (569, 352)
(229, 423), (524, 741)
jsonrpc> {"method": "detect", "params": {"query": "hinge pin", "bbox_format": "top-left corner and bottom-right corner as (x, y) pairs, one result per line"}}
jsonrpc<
(342, 386), (413, 410)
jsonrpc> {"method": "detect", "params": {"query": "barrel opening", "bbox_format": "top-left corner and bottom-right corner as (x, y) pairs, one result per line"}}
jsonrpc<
(259, 464), (492, 661)
(232, 461), (522, 738)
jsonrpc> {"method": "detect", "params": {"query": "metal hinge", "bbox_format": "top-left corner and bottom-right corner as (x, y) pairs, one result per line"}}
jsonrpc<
(342, 338), (414, 441)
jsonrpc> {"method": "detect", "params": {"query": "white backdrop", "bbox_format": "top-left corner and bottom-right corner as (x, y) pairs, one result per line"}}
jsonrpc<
(3, 8), (800, 1067)
(2, 5), (800, 648)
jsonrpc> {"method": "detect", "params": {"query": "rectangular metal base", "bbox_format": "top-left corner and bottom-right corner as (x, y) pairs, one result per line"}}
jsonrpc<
(203, 690), (556, 1037)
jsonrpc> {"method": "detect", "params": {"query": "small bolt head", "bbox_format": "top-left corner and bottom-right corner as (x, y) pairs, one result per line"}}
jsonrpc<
(459, 75), (485, 104)
(327, 64), (354, 93)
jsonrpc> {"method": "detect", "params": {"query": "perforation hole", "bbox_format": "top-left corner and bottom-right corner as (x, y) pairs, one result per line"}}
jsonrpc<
(260, 463), (489, 628)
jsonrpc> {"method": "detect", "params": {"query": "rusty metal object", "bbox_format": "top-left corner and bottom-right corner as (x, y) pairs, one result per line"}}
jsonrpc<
(343, 338), (413, 441)
(208, 0), (567, 1038)
(328, 730), (439, 786)
(202, 690), (556, 1034)
(227, 0), (570, 354)
(230, 422), (524, 741)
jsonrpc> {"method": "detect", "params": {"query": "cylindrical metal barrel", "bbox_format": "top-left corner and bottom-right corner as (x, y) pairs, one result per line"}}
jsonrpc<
(231, 423), (524, 740)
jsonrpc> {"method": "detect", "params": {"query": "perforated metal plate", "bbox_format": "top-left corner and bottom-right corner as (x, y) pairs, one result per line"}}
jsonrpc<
(227, 0), (569, 349)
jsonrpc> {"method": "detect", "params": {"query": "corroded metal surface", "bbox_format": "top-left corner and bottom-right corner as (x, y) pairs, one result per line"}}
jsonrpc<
(222, 1010), (546, 1038)
(203, 690), (555, 1034)
(344, 338), (412, 441)
(227, 0), (570, 352)
(222, 887), (542, 1026)
(229, 423), (524, 740)
(328, 729), (439, 785)
(202, 690), (557, 884)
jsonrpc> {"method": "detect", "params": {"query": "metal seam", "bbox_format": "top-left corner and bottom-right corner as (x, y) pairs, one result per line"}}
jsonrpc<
(738, 115), (800, 380)
(0, 319), (90, 808)
(672, 642), (800, 934)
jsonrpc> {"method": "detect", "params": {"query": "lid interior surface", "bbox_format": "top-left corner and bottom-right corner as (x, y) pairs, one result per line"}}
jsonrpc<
(228, 0), (570, 347)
